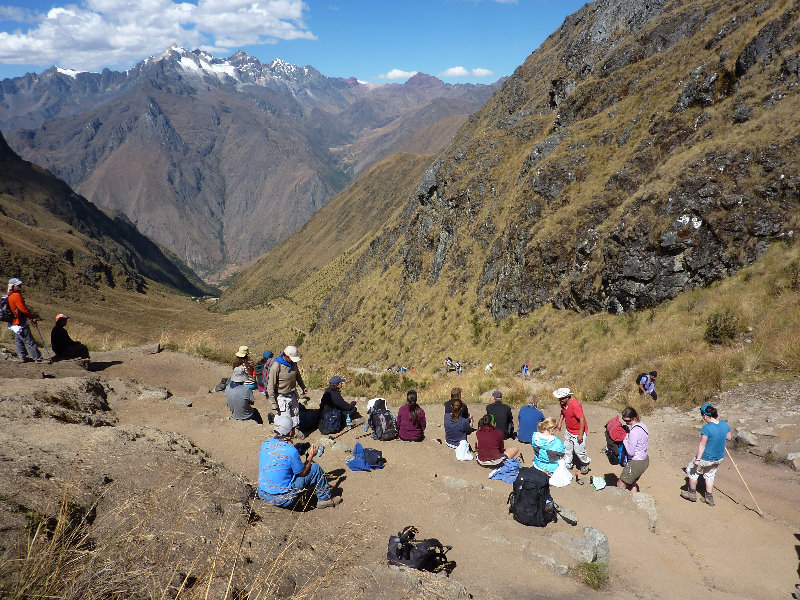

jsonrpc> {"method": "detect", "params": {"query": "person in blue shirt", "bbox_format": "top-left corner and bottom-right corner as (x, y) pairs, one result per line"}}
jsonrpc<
(681, 403), (731, 507)
(517, 395), (545, 445)
(257, 415), (341, 509)
(637, 371), (658, 401)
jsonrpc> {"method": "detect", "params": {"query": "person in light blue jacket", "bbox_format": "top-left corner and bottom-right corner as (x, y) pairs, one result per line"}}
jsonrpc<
(532, 417), (565, 474)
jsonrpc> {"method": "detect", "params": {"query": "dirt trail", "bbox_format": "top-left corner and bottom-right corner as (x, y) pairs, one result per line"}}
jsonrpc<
(89, 349), (800, 599)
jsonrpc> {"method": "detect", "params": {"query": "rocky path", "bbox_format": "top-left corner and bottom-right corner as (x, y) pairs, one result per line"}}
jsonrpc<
(83, 348), (800, 600)
(3, 347), (799, 599)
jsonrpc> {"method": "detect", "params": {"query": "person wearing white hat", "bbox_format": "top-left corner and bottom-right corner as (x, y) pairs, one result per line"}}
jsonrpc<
(266, 345), (308, 438)
(554, 387), (591, 476)
(256, 415), (341, 509)
(5, 278), (43, 363)
(50, 314), (90, 360)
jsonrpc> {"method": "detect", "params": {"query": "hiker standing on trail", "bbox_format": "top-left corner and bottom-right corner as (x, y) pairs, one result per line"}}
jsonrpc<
(444, 387), (469, 419)
(397, 389), (426, 441)
(681, 403), (731, 507)
(517, 395), (545, 445)
(554, 387), (591, 475)
(225, 366), (263, 424)
(637, 371), (658, 401)
(5, 278), (43, 363)
(50, 314), (90, 360)
(486, 390), (515, 440)
(616, 407), (649, 493)
(266, 345), (308, 438)
(257, 415), (341, 509)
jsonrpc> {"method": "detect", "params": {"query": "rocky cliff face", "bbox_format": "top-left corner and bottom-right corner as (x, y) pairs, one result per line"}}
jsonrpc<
(314, 0), (799, 331)
(1, 47), (499, 279)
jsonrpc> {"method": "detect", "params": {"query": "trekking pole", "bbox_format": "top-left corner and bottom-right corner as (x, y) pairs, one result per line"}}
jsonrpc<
(32, 322), (51, 360)
(725, 448), (764, 517)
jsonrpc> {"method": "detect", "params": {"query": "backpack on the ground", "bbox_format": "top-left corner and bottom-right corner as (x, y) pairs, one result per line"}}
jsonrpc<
(0, 295), (14, 323)
(387, 526), (452, 572)
(368, 398), (398, 441)
(507, 466), (556, 527)
(319, 407), (344, 435)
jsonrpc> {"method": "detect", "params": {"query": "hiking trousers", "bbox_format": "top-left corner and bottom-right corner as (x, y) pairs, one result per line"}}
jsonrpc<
(258, 463), (331, 507)
(277, 391), (301, 428)
(11, 323), (42, 361)
(563, 431), (591, 469)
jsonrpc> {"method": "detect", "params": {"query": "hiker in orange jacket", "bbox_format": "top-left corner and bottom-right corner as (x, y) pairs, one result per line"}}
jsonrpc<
(6, 278), (43, 363)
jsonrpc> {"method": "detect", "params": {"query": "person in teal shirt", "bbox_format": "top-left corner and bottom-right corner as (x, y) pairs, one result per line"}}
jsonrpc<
(681, 403), (731, 507)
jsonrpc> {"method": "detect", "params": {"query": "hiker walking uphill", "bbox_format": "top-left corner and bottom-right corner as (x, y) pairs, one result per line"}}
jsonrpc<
(486, 390), (515, 440)
(50, 314), (90, 361)
(616, 407), (649, 493)
(266, 346), (308, 438)
(4, 278), (43, 363)
(257, 415), (341, 509)
(554, 387), (591, 475)
(681, 403), (732, 507)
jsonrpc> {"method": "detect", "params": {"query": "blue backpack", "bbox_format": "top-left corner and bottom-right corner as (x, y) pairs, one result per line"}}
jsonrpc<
(319, 408), (343, 435)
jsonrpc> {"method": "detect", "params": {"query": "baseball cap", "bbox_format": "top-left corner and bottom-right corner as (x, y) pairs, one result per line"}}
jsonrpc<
(273, 415), (294, 436)
(284, 345), (301, 362)
(491, 390), (503, 400)
(329, 376), (346, 386)
(55, 314), (69, 323)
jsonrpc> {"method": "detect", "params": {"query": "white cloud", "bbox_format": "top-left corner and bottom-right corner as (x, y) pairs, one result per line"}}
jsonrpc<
(0, 0), (315, 71)
(379, 68), (417, 80)
(437, 66), (495, 78)
(471, 67), (494, 77)
(0, 5), (34, 22)
(438, 66), (469, 77)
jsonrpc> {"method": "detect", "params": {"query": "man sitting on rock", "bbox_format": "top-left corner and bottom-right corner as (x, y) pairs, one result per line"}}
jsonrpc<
(225, 366), (263, 424)
(50, 314), (90, 361)
(257, 415), (341, 509)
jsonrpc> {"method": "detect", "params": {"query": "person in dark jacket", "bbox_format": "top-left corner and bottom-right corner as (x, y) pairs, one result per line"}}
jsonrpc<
(318, 376), (359, 426)
(50, 314), (90, 360)
(486, 390), (515, 439)
(444, 387), (469, 419)
(6, 278), (43, 363)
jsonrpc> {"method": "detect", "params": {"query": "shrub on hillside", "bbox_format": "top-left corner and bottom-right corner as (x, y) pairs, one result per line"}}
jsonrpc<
(380, 372), (399, 393)
(704, 308), (743, 345)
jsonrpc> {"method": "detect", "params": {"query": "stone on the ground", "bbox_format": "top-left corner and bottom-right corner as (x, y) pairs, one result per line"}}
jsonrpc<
(331, 442), (351, 453)
(787, 452), (800, 461)
(631, 492), (658, 533)
(582, 525), (610, 564)
(137, 388), (171, 401)
(751, 427), (777, 437)
(791, 458), (800, 472)
(142, 343), (161, 354)
(552, 532), (596, 563)
(530, 552), (569, 575)
(169, 396), (192, 407)
(735, 430), (758, 446)
(556, 507), (578, 524)
(442, 476), (471, 489)
(317, 437), (336, 447)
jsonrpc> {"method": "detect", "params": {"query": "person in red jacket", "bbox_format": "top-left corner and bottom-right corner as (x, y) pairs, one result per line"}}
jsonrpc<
(6, 278), (43, 363)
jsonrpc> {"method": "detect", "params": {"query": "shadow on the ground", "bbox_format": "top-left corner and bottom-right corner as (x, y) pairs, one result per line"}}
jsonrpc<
(88, 360), (123, 372)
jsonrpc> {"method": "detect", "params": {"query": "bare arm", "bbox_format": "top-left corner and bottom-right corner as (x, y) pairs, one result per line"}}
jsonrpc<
(297, 444), (319, 477)
(694, 434), (709, 463)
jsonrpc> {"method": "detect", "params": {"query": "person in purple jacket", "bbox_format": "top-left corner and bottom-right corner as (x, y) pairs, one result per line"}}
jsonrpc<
(397, 389), (426, 441)
(616, 407), (649, 493)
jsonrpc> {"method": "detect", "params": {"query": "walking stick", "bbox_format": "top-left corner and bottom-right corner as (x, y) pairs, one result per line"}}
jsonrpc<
(725, 448), (764, 517)
(32, 322), (51, 360)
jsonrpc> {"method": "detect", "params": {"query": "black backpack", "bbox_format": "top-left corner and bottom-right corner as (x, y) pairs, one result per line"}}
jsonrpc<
(635, 372), (648, 386)
(507, 466), (555, 527)
(387, 526), (451, 572)
(368, 399), (398, 441)
(0, 295), (14, 323)
(319, 408), (343, 435)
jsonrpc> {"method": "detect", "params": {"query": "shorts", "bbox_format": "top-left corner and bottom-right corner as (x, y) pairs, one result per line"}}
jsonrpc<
(477, 456), (505, 468)
(686, 458), (722, 482)
(621, 456), (649, 484)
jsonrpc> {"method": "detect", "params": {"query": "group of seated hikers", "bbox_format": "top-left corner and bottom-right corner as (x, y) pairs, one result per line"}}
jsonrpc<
(226, 348), (644, 511)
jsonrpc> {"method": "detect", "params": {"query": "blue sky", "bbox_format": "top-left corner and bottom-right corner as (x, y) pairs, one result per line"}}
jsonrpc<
(0, 0), (587, 83)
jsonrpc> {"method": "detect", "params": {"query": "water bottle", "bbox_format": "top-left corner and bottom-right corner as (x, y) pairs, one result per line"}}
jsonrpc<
(317, 445), (324, 457)
(345, 413), (351, 427)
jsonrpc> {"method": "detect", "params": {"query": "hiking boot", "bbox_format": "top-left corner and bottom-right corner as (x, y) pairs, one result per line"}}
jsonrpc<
(680, 490), (697, 502)
(20, 357), (33, 363)
(702, 493), (715, 507)
(579, 465), (590, 475)
(316, 497), (342, 509)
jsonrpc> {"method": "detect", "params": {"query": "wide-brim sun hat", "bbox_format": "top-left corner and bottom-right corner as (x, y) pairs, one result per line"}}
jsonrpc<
(284, 345), (301, 362)
(553, 387), (572, 399)
(8, 278), (22, 287)
(231, 366), (248, 383)
(235, 345), (249, 358)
